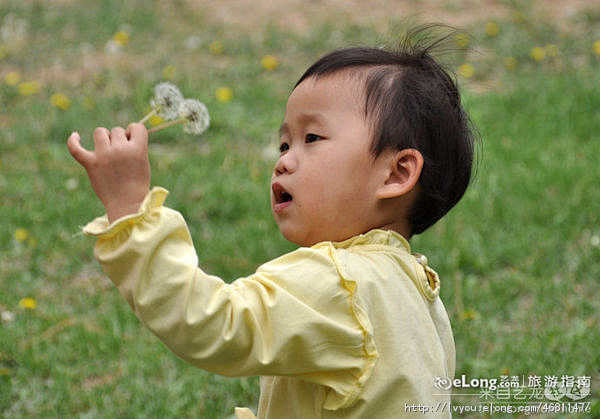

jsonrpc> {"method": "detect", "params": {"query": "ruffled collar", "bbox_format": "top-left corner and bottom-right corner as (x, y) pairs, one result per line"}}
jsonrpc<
(331, 229), (411, 253)
(325, 229), (440, 301)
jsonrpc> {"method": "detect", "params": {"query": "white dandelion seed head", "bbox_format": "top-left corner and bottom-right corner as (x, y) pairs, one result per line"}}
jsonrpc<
(184, 35), (202, 51)
(104, 39), (122, 55)
(65, 177), (79, 191)
(151, 82), (184, 120)
(1, 310), (14, 323)
(178, 99), (210, 135)
(1, 13), (29, 43)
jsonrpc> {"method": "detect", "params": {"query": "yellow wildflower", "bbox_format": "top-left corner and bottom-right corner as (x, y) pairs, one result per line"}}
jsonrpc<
(463, 309), (478, 320)
(209, 40), (225, 55)
(149, 114), (165, 126)
(93, 73), (105, 88)
(454, 33), (470, 48)
(594, 41), (600, 55)
(14, 228), (28, 242)
(545, 44), (559, 58)
(4, 71), (19, 86)
(504, 57), (517, 71)
(113, 31), (129, 46)
(512, 11), (526, 23)
(458, 63), (474, 78)
(162, 65), (176, 80)
(216, 86), (233, 102)
(50, 93), (71, 110)
(501, 367), (510, 376)
(530, 46), (546, 62)
(261, 55), (279, 71)
(0, 44), (8, 59)
(485, 21), (499, 37)
(17, 81), (41, 95)
(83, 95), (96, 110)
(19, 298), (37, 310)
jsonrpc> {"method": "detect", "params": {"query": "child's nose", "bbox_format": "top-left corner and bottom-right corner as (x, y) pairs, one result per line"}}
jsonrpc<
(273, 153), (296, 176)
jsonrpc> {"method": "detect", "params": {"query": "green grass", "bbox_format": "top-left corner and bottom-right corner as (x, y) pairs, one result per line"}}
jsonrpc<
(1, 0), (599, 417)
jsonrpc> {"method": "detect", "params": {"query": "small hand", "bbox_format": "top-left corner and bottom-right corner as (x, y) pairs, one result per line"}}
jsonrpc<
(67, 123), (151, 223)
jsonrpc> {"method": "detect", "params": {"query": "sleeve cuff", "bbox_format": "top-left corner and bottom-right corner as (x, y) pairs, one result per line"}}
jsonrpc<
(82, 186), (169, 238)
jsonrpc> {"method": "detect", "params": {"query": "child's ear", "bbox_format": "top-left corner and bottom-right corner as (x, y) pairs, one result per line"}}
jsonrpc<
(376, 148), (424, 200)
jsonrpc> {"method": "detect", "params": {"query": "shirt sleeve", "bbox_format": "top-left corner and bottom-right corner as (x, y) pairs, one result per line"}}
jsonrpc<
(83, 187), (377, 410)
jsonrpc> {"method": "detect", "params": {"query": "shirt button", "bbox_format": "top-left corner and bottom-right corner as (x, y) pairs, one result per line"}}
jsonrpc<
(413, 253), (428, 268)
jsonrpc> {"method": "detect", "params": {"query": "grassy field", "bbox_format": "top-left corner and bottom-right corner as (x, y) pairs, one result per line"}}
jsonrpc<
(1, 0), (599, 417)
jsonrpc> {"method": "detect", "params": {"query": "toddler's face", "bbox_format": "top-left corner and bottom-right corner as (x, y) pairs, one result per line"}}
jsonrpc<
(271, 74), (389, 246)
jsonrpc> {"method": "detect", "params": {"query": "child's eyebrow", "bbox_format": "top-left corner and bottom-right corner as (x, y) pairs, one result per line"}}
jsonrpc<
(299, 112), (325, 126)
(279, 113), (326, 137)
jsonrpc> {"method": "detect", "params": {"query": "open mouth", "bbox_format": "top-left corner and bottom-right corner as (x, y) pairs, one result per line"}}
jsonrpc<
(272, 182), (293, 210)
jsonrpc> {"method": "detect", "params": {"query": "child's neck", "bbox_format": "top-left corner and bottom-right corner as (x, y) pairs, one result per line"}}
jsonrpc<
(377, 219), (412, 242)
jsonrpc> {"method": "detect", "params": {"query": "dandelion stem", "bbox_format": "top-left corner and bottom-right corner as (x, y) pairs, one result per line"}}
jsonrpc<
(138, 109), (157, 125)
(20, 317), (77, 350)
(147, 118), (187, 133)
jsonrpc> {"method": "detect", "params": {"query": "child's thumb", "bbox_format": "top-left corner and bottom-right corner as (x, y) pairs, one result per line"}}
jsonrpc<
(67, 132), (93, 166)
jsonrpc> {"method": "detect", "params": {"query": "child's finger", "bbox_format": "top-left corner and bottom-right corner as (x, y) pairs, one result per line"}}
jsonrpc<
(110, 126), (128, 145)
(127, 123), (148, 147)
(93, 127), (111, 150)
(67, 132), (94, 167)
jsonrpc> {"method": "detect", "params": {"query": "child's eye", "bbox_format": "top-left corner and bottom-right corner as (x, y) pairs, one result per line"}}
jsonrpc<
(279, 142), (289, 153)
(305, 133), (323, 143)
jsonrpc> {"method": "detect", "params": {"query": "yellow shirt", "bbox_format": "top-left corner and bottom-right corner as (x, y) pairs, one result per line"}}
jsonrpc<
(84, 187), (455, 418)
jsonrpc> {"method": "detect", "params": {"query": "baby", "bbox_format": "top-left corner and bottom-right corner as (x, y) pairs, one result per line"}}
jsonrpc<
(68, 27), (476, 418)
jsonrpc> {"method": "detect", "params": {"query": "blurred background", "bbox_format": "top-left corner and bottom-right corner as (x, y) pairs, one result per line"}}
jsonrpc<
(1, 0), (599, 417)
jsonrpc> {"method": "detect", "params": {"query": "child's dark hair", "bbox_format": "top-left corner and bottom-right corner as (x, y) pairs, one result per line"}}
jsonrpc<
(295, 25), (478, 236)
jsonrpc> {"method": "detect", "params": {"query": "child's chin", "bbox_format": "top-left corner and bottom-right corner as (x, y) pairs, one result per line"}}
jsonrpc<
(279, 226), (311, 247)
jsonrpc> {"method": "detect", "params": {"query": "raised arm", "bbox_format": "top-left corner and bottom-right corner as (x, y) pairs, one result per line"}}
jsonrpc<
(69, 125), (376, 409)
